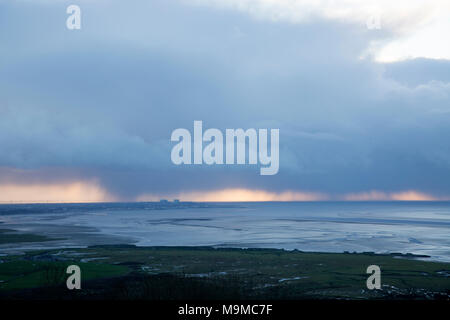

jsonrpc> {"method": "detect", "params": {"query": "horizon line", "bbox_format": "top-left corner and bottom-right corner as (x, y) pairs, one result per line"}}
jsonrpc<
(1, 199), (450, 205)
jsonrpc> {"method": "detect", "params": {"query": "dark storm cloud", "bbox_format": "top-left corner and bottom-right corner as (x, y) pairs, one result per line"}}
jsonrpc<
(1, 0), (450, 199)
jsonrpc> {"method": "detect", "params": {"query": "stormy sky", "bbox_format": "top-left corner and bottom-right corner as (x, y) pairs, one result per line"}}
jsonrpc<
(1, 0), (450, 202)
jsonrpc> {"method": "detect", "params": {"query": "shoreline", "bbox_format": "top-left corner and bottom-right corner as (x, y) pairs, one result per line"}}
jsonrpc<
(0, 239), (442, 263)
(0, 227), (445, 263)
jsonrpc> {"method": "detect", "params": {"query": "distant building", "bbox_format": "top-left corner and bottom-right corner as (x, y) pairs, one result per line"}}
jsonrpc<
(173, 199), (180, 203)
(160, 199), (169, 203)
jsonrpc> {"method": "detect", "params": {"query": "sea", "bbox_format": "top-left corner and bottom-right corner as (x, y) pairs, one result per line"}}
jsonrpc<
(0, 201), (449, 262)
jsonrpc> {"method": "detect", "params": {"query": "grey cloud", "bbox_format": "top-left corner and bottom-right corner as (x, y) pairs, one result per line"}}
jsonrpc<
(0, 0), (450, 199)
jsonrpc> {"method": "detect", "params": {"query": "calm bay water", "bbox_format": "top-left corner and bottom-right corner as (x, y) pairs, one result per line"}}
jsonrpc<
(1, 201), (449, 261)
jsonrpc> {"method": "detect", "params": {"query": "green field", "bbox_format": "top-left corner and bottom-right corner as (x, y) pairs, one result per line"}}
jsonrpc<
(1, 245), (449, 300)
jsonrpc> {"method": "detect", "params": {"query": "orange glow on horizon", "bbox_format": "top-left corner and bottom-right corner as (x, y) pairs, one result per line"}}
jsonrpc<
(138, 189), (446, 202)
(0, 183), (446, 204)
(0, 181), (115, 203)
(137, 189), (329, 202)
(343, 190), (439, 201)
